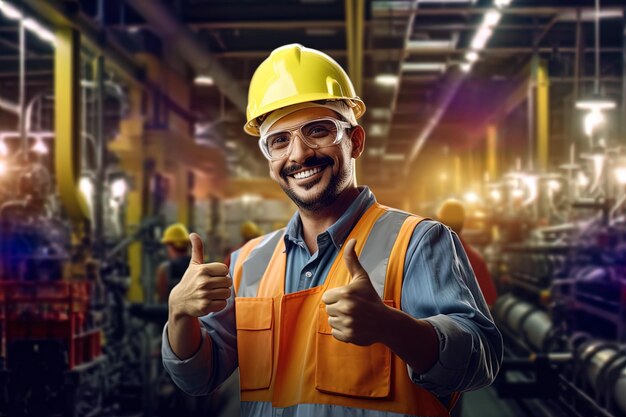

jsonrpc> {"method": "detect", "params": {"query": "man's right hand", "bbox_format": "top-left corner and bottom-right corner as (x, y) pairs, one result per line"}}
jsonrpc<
(168, 233), (232, 319)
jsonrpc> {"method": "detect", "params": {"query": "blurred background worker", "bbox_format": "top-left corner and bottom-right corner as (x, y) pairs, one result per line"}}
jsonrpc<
(223, 220), (263, 267)
(156, 223), (192, 303)
(437, 199), (497, 307)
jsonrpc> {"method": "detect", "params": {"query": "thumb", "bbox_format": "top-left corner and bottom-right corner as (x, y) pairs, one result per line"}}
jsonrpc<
(189, 233), (204, 264)
(343, 239), (368, 283)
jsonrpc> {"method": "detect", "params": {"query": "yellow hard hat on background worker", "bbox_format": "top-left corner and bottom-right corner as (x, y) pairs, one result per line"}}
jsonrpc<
(244, 44), (366, 136)
(436, 199), (466, 235)
(240, 221), (262, 241)
(161, 223), (190, 249)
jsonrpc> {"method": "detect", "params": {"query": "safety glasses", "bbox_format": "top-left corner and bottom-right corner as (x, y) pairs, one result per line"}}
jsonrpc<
(258, 117), (353, 161)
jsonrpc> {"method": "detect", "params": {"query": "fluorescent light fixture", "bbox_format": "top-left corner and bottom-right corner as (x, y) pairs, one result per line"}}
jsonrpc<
(375, 73), (398, 87)
(401, 62), (446, 73)
(0, 1), (23, 20)
(460, 62), (473, 73)
(483, 10), (502, 27)
(495, 0), (512, 7)
(194, 76), (214, 86)
(471, 26), (493, 50)
(369, 124), (388, 137)
(407, 39), (454, 51)
(576, 96), (616, 110)
(31, 137), (48, 154)
(23, 18), (56, 44)
(370, 108), (392, 120)
(465, 51), (479, 62)
(383, 154), (405, 161)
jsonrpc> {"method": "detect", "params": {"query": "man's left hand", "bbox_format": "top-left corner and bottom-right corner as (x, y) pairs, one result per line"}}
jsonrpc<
(321, 239), (390, 346)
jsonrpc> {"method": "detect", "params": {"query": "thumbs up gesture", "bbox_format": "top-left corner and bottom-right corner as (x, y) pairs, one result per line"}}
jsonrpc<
(168, 233), (232, 318)
(321, 239), (390, 346)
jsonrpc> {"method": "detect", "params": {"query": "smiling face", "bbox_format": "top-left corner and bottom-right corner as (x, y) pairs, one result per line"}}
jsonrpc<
(266, 107), (364, 212)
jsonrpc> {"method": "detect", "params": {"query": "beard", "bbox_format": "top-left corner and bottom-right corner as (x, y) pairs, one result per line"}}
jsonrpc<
(279, 156), (350, 212)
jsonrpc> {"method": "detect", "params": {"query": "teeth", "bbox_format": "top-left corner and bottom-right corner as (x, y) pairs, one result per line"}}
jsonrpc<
(293, 167), (322, 179)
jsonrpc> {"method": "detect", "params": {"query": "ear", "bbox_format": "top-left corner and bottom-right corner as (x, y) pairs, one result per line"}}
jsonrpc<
(349, 125), (366, 159)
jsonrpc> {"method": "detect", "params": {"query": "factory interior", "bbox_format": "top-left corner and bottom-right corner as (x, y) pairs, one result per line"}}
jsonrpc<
(1, 0), (626, 416)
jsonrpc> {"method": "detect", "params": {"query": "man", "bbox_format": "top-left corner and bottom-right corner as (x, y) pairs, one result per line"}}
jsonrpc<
(156, 223), (192, 304)
(163, 44), (502, 417)
(437, 199), (498, 307)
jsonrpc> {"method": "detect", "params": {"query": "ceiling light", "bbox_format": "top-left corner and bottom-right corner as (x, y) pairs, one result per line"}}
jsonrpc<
(0, 139), (7, 156)
(483, 10), (502, 27)
(460, 62), (473, 73)
(375, 74), (398, 87)
(401, 62), (446, 73)
(495, 0), (512, 7)
(194, 76), (214, 86)
(407, 39), (454, 51)
(31, 137), (48, 154)
(471, 26), (493, 50)
(0, 1), (23, 20)
(575, 94), (616, 110)
(22, 18), (55, 44)
(382, 154), (405, 161)
(465, 51), (479, 62)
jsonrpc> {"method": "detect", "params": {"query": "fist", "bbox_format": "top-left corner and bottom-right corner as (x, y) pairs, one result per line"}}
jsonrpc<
(321, 239), (388, 346)
(169, 233), (232, 318)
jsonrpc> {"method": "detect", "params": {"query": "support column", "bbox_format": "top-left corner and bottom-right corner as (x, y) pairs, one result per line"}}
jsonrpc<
(345, 0), (364, 182)
(55, 27), (90, 225)
(486, 124), (498, 180)
(536, 60), (550, 172)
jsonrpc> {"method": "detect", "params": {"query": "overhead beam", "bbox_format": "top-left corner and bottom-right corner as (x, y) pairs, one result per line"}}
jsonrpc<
(125, 0), (248, 114)
(374, 6), (624, 17)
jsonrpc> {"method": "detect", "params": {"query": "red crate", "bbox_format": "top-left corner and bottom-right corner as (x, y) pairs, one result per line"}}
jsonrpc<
(0, 281), (101, 369)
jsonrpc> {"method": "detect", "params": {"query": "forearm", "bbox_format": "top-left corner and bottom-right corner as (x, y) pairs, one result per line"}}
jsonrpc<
(167, 310), (210, 363)
(379, 305), (439, 375)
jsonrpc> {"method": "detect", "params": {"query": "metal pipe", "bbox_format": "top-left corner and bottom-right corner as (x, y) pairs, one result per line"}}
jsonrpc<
(19, 20), (26, 160)
(0, 96), (19, 114)
(94, 55), (105, 253)
(595, 0), (601, 93)
(125, 0), (247, 113)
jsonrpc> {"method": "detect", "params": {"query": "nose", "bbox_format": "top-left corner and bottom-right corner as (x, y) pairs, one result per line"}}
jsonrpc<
(288, 133), (315, 163)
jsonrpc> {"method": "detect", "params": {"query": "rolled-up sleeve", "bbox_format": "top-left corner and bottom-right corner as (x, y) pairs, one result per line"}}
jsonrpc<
(401, 221), (503, 397)
(161, 253), (240, 395)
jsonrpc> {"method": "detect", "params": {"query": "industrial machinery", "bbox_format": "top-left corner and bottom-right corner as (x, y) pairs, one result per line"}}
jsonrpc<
(486, 142), (626, 417)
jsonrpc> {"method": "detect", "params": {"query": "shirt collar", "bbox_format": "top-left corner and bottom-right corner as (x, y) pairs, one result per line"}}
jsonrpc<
(283, 186), (376, 251)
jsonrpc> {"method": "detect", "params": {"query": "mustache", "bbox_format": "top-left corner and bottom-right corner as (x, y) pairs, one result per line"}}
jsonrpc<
(281, 156), (334, 178)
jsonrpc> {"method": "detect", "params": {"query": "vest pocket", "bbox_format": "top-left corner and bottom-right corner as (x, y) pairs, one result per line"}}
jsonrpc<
(235, 297), (274, 390)
(315, 302), (393, 398)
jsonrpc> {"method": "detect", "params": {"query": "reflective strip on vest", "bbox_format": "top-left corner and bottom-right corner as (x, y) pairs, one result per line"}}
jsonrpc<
(238, 229), (284, 297)
(237, 210), (410, 299)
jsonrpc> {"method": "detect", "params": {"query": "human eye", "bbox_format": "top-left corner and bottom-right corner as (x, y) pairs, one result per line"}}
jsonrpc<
(304, 121), (335, 138)
(268, 133), (290, 149)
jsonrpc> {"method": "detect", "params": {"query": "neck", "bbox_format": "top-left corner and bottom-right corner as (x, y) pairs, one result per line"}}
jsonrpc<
(298, 186), (360, 253)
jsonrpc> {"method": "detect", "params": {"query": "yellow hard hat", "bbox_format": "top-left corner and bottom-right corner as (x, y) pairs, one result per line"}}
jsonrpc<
(161, 223), (190, 247)
(244, 44), (366, 136)
(437, 199), (466, 235)
(240, 221), (262, 241)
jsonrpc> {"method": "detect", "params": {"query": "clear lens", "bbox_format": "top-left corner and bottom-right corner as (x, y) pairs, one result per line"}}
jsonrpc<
(263, 118), (342, 160)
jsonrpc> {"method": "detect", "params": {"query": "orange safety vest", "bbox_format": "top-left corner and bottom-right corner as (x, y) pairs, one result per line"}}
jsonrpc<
(233, 203), (456, 416)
